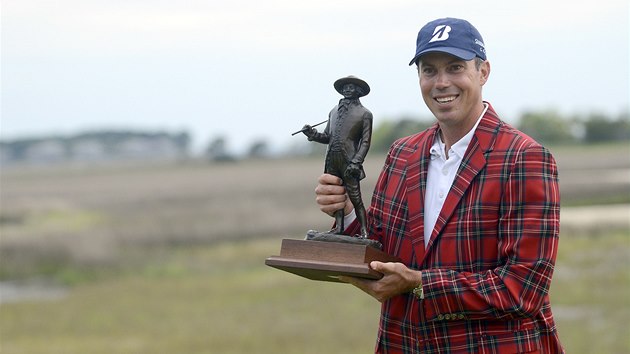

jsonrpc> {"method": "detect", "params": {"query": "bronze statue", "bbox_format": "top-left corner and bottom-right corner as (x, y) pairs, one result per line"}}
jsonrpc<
(299, 76), (377, 247)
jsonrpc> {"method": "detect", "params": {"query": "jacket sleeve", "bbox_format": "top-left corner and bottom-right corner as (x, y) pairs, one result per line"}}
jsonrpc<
(420, 145), (560, 321)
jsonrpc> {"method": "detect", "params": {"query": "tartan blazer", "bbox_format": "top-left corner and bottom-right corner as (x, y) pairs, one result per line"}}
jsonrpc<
(348, 103), (563, 353)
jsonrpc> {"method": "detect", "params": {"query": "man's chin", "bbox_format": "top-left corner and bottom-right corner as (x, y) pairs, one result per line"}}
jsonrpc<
(433, 110), (461, 125)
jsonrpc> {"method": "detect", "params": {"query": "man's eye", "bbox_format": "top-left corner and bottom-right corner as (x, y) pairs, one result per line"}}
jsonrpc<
(422, 68), (435, 75)
(450, 65), (464, 71)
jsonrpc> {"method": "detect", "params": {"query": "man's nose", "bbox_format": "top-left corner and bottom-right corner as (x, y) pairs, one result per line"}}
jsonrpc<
(435, 71), (450, 89)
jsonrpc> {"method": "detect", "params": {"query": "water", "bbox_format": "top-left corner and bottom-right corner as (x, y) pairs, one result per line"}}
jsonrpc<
(0, 280), (68, 304)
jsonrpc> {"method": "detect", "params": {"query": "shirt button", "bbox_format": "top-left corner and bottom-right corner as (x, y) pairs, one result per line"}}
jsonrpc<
(442, 168), (448, 175)
(438, 192), (445, 198)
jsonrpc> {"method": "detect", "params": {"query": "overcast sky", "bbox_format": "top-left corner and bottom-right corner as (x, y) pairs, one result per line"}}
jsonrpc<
(2, 0), (628, 153)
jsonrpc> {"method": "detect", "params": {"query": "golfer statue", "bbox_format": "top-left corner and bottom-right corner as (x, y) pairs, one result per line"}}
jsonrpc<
(299, 76), (376, 246)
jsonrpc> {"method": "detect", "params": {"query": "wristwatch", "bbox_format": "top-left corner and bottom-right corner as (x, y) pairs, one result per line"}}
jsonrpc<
(412, 274), (424, 300)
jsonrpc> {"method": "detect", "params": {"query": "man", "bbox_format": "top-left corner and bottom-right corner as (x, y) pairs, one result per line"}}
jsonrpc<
(302, 76), (373, 237)
(315, 18), (564, 353)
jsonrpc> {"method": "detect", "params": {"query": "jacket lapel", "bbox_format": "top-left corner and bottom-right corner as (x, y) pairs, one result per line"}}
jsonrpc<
(423, 104), (501, 256)
(404, 125), (439, 263)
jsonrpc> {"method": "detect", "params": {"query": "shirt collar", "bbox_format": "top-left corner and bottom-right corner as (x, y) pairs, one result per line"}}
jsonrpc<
(430, 102), (488, 160)
(429, 138), (445, 160)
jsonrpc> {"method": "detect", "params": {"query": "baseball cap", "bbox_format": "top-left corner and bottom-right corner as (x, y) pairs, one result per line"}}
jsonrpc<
(408, 18), (486, 66)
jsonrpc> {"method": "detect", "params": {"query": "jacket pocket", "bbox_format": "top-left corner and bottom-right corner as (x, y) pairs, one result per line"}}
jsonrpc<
(478, 328), (541, 353)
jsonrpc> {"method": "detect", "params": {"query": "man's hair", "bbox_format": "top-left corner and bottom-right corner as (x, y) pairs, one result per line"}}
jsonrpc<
(474, 57), (485, 70)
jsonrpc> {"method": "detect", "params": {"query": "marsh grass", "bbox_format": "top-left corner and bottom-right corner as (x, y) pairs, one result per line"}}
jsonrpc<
(1, 145), (628, 282)
(1, 234), (628, 353)
(551, 232), (630, 353)
(1, 143), (629, 353)
(0, 238), (381, 354)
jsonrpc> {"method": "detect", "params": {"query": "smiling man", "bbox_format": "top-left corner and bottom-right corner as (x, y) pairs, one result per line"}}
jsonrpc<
(315, 18), (564, 353)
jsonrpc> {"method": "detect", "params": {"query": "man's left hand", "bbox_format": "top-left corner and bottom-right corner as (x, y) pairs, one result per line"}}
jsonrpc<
(339, 261), (422, 303)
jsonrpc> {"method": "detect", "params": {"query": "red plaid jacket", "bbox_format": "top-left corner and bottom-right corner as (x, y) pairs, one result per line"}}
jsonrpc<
(347, 103), (563, 353)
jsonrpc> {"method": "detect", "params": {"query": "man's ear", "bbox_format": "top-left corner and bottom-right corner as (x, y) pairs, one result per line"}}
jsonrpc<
(480, 60), (491, 86)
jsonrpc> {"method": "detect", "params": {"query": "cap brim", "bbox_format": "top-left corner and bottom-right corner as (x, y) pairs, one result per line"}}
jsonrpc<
(408, 47), (477, 66)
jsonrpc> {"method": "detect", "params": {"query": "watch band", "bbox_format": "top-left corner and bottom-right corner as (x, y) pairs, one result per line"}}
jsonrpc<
(412, 275), (424, 300)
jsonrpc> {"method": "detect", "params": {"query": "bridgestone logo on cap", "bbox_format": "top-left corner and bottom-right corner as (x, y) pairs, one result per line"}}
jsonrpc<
(429, 25), (451, 43)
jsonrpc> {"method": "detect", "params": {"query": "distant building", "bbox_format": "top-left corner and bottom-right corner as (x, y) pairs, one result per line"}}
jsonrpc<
(71, 138), (107, 160)
(116, 136), (181, 160)
(0, 130), (190, 166)
(24, 140), (67, 163)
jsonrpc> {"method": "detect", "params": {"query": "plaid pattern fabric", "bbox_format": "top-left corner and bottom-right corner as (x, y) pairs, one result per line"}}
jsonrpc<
(350, 103), (563, 353)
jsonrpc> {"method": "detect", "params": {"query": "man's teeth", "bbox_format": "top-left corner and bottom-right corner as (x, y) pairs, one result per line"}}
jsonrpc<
(436, 96), (456, 103)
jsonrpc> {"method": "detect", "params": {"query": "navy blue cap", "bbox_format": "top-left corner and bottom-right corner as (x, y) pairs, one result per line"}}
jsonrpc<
(409, 18), (486, 66)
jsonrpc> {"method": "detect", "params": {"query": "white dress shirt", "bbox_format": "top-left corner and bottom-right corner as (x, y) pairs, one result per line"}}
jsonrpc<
(343, 103), (488, 245)
(423, 103), (487, 248)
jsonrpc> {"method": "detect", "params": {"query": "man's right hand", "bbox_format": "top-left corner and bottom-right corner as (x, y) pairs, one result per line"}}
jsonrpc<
(315, 174), (354, 217)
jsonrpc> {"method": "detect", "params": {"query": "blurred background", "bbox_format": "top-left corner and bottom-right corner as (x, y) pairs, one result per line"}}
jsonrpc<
(1, 1), (629, 353)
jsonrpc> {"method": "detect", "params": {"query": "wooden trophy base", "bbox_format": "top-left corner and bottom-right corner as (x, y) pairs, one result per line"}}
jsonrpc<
(265, 238), (400, 283)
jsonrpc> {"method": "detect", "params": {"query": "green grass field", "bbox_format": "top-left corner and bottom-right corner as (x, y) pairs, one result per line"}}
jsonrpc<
(1, 233), (628, 354)
(1, 143), (629, 353)
(1, 238), (381, 354)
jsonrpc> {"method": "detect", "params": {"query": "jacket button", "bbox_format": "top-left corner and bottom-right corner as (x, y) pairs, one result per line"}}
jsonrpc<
(444, 314), (451, 320)
(437, 314), (444, 320)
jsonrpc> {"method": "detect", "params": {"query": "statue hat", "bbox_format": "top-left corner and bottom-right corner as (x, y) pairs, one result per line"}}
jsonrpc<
(334, 76), (370, 97)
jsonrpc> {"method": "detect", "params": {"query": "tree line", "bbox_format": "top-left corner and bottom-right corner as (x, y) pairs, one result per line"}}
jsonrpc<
(2, 110), (627, 164)
(207, 109), (629, 161)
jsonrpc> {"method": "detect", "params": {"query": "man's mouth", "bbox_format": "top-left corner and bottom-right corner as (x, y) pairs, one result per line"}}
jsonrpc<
(435, 95), (458, 104)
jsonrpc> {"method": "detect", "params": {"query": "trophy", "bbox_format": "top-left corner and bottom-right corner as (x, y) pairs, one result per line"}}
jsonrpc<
(265, 76), (399, 282)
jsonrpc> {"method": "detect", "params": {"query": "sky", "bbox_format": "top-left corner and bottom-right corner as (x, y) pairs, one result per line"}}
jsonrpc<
(2, 0), (629, 154)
